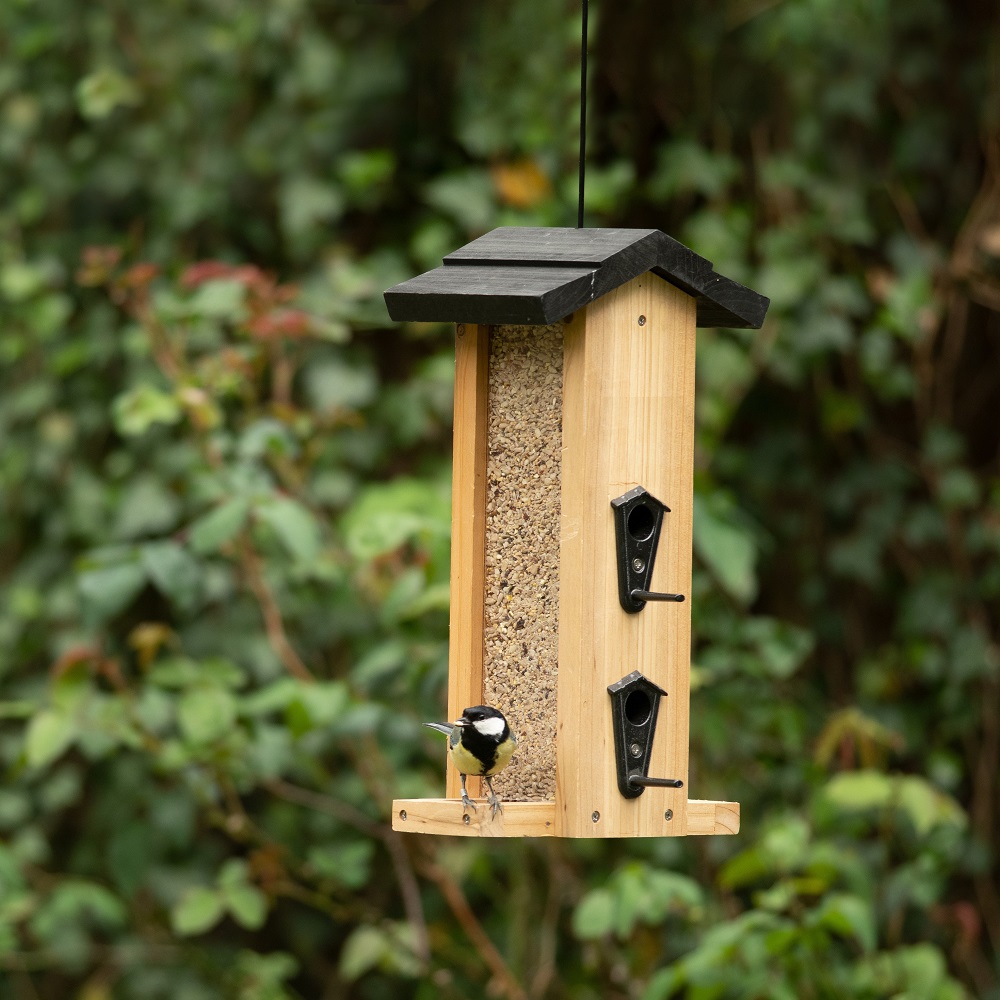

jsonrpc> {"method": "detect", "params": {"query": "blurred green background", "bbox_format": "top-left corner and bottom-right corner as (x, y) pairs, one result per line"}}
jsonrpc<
(2, 0), (999, 997)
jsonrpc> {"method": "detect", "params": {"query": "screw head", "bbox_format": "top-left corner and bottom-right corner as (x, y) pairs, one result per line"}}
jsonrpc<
(463, 813), (471, 825)
(664, 809), (673, 821)
(399, 809), (407, 821)
(456, 324), (465, 337)
(637, 315), (647, 326)
(629, 742), (642, 758)
(632, 557), (645, 572)
(591, 810), (600, 823)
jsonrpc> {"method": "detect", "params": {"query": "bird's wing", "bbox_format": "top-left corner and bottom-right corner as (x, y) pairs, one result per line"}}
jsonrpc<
(423, 722), (454, 737)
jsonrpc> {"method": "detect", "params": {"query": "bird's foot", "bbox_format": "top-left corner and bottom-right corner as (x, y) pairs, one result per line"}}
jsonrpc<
(487, 792), (504, 821)
(461, 790), (477, 815)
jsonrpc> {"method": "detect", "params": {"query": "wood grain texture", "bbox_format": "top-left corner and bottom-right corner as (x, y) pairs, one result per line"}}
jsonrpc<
(385, 265), (595, 326)
(392, 799), (556, 837)
(557, 276), (697, 838)
(390, 798), (737, 837)
(445, 323), (490, 801)
(687, 800), (741, 836)
(444, 227), (662, 265)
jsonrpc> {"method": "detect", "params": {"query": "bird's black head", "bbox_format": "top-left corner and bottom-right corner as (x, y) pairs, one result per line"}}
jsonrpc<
(458, 705), (509, 742)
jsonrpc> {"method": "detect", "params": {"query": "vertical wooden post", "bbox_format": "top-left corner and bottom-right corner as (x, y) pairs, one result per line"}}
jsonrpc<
(557, 276), (697, 837)
(446, 324), (490, 800)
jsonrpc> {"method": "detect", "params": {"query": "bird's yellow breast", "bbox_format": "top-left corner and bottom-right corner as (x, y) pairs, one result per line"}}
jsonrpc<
(449, 740), (486, 776)
(488, 734), (516, 775)
(449, 733), (516, 777)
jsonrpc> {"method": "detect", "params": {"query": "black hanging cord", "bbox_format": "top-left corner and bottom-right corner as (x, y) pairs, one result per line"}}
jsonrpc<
(577, 0), (589, 228)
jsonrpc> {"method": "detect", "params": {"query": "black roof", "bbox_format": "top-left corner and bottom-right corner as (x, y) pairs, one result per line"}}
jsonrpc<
(384, 227), (769, 328)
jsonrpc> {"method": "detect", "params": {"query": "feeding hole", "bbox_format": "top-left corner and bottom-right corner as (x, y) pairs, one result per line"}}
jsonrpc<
(624, 689), (652, 726)
(627, 503), (656, 541)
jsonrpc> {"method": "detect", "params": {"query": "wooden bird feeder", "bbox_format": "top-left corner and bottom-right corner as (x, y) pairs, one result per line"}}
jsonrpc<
(384, 227), (768, 838)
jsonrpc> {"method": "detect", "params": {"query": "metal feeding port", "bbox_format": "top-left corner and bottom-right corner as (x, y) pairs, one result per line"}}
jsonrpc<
(607, 670), (684, 798)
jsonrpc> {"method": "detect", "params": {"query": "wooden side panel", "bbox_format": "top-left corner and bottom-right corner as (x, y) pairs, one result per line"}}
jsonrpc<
(446, 324), (490, 800)
(392, 799), (556, 838)
(557, 276), (698, 838)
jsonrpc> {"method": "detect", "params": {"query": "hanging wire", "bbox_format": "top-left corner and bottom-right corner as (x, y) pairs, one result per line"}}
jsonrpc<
(577, 0), (589, 228)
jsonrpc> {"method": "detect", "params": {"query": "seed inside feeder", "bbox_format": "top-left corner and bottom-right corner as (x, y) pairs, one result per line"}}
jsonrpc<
(482, 323), (563, 802)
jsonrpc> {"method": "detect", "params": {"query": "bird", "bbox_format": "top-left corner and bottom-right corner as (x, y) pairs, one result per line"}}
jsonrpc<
(424, 705), (516, 820)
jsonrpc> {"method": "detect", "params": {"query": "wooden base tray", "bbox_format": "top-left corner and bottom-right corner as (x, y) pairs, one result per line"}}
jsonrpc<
(391, 798), (740, 838)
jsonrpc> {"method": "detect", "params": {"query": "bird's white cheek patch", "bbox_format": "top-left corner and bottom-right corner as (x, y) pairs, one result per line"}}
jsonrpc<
(473, 717), (505, 737)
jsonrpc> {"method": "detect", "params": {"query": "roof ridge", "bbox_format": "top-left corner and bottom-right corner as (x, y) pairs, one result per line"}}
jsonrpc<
(385, 227), (769, 329)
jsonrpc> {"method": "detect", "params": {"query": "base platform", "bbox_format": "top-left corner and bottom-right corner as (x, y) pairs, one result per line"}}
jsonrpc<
(391, 798), (739, 838)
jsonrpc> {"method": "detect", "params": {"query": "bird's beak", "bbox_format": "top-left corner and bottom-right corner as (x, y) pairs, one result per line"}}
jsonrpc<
(453, 719), (469, 727)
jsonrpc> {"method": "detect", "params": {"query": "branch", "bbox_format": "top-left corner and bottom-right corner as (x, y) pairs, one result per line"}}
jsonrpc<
(384, 833), (430, 964)
(265, 779), (429, 963)
(238, 537), (314, 683)
(421, 861), (528, 1000)
(264, 778), (382, 837)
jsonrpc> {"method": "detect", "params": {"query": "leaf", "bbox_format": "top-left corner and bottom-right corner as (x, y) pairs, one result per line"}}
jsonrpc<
(77, 559), (146, 624)
(693, 492), (758, 604)
(239, 677), (305, 716)
(342, 478), (450, 562)
(223, 883), (268, 930)
(812, 893), (876, 952)
(307, 841), (374, 890)
(177, 685), (237, 745)
(822, 771), (966, 836)
(296, 681), (349, 728)
(107, 822), (152, 898)
(0, 261), (47, 302)
(822, 770), (894, 811)
(141, 541), (202, 609)
(490, 158), (552, 208)
(641, 966), (685, 1000)
(648, 139), (740, 200)
(186, 278), (246, 319)
(238, 419), (298, 461)
(572, 888), (615, 940)
(112, 384), (182, 437)
(255, 497), (322, 562)
(218, 858), (251, 890)
(114, 475), (181, 540)
(188, 497), (250, 553)
(339, 925), (387, 981)
(303, 359), (378, 413)
(25, 709), (76, 769)
(234, 951), (300, 997)
(172, 887), (225, 936)
(75, 66), (142, 120)
(897, 776), (966, 836)
(338, 923), (430, 981)
(29, 880), (127, 942)
(423, 169), (495, 231)
(279, 175), (344, 240)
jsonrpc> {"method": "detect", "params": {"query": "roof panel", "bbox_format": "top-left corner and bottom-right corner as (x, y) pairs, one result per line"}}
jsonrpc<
(385, 228), (769, 329)
(444, 227), (660, 266)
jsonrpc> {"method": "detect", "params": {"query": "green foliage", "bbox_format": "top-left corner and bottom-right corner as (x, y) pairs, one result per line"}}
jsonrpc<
(2, 0), (999, 997)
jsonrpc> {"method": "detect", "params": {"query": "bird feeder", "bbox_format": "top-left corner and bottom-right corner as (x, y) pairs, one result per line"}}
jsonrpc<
(385, 228), (768, 838)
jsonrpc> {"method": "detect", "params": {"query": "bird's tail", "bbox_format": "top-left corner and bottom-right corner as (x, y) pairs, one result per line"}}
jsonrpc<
(423, 722), (454, 737)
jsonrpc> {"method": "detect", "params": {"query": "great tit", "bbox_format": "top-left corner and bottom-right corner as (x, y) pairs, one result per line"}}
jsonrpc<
(424, 705), (516, 819)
